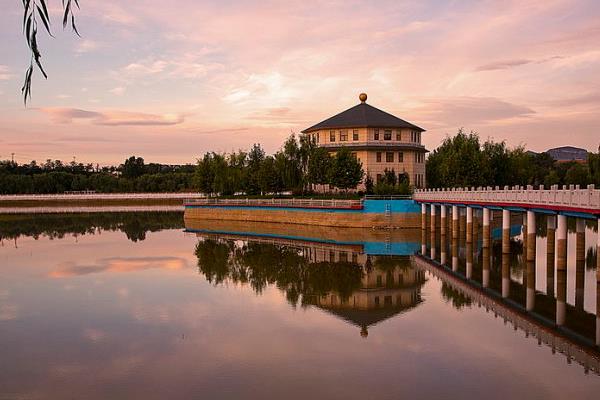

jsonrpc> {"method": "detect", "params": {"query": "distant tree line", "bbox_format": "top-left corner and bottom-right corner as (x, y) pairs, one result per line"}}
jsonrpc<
(0, 157), (195, 194)
(426, 129), (600, 188)
(194, 135), (364, 196)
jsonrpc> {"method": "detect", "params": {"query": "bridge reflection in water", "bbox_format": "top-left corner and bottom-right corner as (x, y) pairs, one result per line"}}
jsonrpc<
(420, 209), (600, 375)
(186, 217), (600, 375)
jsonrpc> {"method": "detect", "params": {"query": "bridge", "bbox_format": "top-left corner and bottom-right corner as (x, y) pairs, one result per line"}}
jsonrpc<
(413, 184), (600, 350)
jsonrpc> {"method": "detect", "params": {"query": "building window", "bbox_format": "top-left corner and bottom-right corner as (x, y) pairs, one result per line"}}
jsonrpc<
(384, 130), (392, 140)
(316, 132), (320, 143)
(330, 130), (336, 142)
(339, 252), (348, 262)
(352, 130), (359, 141)
(376, 152), (382, 162)
(376, 174), (382, 183)
(374, 129), (380, 140)
(376, 275), (383, 287)
(374, 296), (380, 307)
(396, 131), (401, 141)
(340, 130), (348, 141)
(398, 152), (404, 162)
(351, 152), (357, 160)
(386, 152), (394, 162)
(416, 153), (424, 163)
(411, 130), (421, 143)
(352, 253), (358, 264)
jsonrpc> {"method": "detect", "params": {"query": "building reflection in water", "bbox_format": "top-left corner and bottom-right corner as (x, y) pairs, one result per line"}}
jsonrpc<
(191, 224), (426, 338)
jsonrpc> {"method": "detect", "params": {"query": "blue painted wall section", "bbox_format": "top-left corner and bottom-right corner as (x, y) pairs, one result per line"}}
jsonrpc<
(185, 228), (419, 256)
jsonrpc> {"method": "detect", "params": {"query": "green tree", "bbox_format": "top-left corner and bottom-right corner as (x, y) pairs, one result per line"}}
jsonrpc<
(328, 147), (363, 191)
(307, 147), (332, 188)
(121, 156), (145, 179)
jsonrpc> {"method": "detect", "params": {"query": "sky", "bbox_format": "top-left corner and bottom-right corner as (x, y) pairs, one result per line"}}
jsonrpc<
(1, 0), (599, 165)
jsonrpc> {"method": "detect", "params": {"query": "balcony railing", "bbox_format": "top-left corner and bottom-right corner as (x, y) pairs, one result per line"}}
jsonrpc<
(319, 141), (426, 150)
(185, 197), (364, 210)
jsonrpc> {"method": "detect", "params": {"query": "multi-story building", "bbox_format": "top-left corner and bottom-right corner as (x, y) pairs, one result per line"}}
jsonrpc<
(301, 93), (427, 188)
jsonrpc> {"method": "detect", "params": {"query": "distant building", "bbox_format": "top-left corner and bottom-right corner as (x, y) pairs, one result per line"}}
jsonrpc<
(545, 146), (588, 163)
(301, 93), (427, 189)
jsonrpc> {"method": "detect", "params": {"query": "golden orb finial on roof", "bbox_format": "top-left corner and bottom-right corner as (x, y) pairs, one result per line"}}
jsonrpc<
(359, 93), (367, 103)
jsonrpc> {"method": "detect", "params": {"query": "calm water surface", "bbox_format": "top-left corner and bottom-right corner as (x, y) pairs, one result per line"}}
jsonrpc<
(1, 212), (599, 399)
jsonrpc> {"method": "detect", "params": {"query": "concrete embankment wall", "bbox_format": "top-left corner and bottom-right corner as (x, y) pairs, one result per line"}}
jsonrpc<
(184, 200), (421, 228)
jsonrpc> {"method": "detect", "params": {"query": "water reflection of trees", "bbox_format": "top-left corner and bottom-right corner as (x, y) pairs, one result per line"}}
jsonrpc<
(195, 239), (367, 307)
(441, 282), (472, 310)
(0, 212), (183, 242)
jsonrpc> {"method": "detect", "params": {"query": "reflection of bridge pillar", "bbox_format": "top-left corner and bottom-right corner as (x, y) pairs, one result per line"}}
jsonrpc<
(575, 219), (585, 310)
(482, 246), (490, 288)
(466, 207), (473, 243)
(440, 230), (447, 266)
(459, 207), (466, 236)
(502, 209), (511, 253)
(440, 205), (447, 238)
(466, 241), (473, 279)
(452, 235), (458, 272)
(547, 216), (556, 297)
(502, 252), (510, 298)
(526, 260), (536, 311)
(482, 207), (491, 248)
(430, 205), (436, 259)
(526, 211), (536, 262)
(452, 205), (459, 240)
(556, 214), (567, 326)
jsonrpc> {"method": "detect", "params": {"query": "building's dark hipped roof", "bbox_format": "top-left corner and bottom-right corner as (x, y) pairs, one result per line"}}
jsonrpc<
(302, 102), (425, 133)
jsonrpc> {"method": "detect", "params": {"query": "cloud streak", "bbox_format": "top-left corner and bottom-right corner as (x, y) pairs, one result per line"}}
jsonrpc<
(39, 108), (186, 126)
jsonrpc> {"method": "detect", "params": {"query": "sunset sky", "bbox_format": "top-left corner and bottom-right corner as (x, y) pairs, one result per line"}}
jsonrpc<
(1, 0), (599, 165)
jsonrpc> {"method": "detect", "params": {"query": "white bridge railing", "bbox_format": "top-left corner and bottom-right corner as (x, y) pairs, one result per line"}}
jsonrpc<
(414, 185), (600, 211)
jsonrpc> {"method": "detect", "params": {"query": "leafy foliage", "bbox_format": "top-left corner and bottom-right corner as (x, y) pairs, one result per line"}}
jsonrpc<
(426, 129), (600, 188)
(21, 0), (81, 104)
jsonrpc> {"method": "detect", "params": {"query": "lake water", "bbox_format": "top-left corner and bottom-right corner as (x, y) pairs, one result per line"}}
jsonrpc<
(1, 211), (599, 399)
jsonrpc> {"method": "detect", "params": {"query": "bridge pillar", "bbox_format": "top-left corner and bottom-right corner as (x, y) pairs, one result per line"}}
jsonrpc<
(502, 209), (511, 253)
(547, 216), (556, 297)
(466, 206), (473, 243)
(502, 252), (510, 298)
(522, 213), (528, 251)
(459, 207), (466, 236)
(440, 205), (447, 238)
(526, 211), (536, 262)
(482, 207), (491, 248)
(556, 214), (567, 326)
(430, 205), (436, 259)
(526, 261), (536, 311)
(452, 205), (459, 240)
(466, 241), (473, 279)
(575, 219), (586, 310)
(482, 246), (490, 288)
(421, 203), (427, 230)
